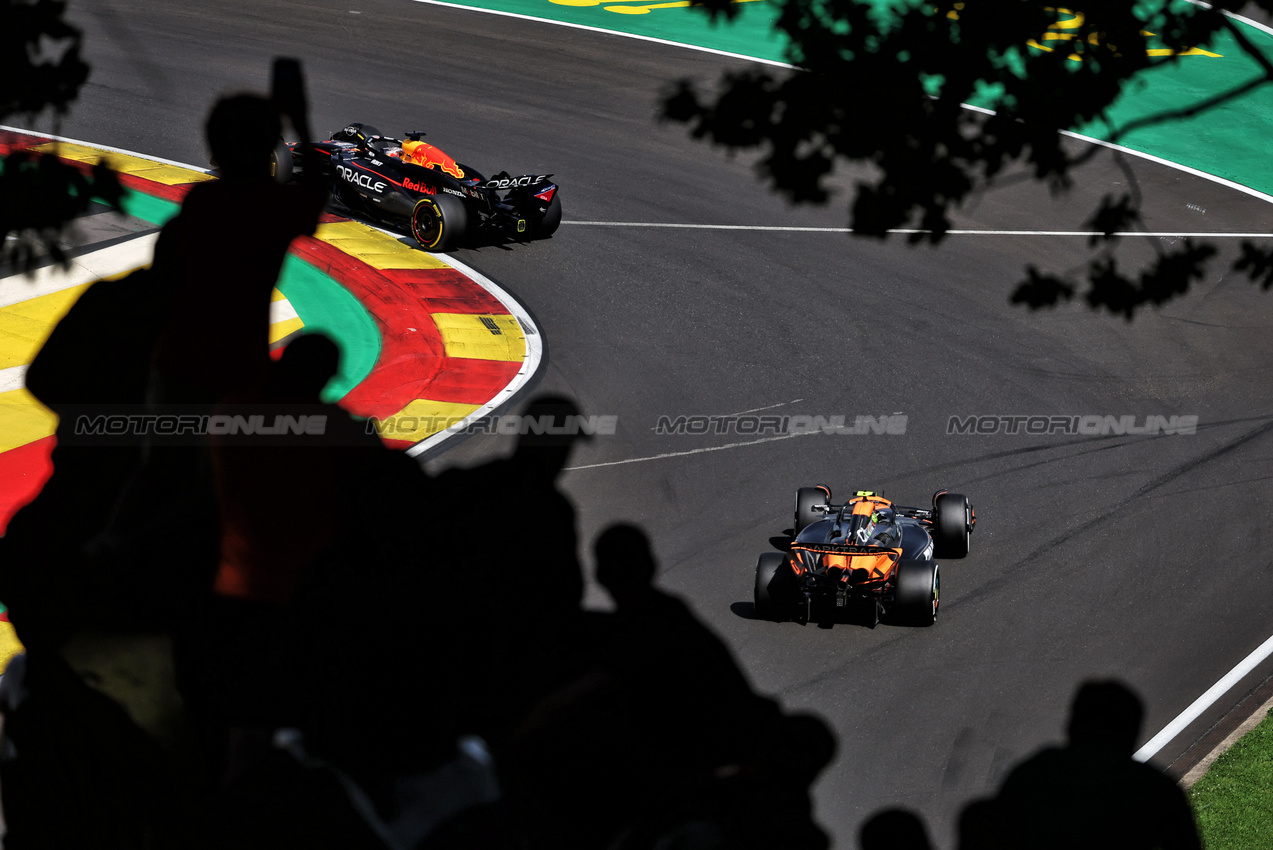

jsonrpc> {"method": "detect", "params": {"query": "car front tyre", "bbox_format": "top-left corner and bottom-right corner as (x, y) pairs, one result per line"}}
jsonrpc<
(270, 140), (293, 183)
(411, 194), (468, 252)
(933, 492), (971, 559)
(794, 487), (826, 535)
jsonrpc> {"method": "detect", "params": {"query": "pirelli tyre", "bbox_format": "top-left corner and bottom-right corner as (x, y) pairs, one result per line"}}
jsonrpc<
(754, 552), (794, 621)
(535, 193), (562, 238)
(270, 140), (293, 184)
(893, 560), (939, 626)
(933, 492), (971, 559)
(794, 487), (827, 535)
(411, 194), (468, 252)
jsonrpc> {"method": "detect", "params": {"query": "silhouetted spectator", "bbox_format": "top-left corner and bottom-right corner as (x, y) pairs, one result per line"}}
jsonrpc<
(210, 334), (379, 607)
(954, 798), (1004, 850)
(991, 679), (1201, 850)
(606, 697), (833, 850)
(859, 807), (932, 850)
(0, 652), (191, 849)
(199, 334), (502, 847)
(424, 397), (643, 847)
(591, 524), (836, 850)
(0, 267), (168, 649)
(426, 394), (593, 732)
(743, 712), (834, 850)
(0, 264), (212, 823)
(101, 91), (329, 626)
(186, 333), (406, 785)
(151, 92), (325, 403)
(595, 523), (778, 779)
(496, 394), (589, 618)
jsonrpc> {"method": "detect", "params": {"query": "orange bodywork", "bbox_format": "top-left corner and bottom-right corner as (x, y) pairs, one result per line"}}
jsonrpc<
(401, 139), (464, 178)
(789, 495), (901, 583)
(790, 547), (901, 582)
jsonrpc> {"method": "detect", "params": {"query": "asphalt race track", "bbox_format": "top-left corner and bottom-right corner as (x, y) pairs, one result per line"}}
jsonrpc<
(55, 0), (1273, 844)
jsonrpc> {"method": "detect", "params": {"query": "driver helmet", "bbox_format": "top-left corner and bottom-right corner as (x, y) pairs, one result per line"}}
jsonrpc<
(842, 514), (875, 545)
(866, 509), (896, 546)
(333, 123), (391, 151)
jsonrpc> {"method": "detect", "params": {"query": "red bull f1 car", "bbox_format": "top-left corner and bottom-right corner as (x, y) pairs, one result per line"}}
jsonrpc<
(753, 487), (975, 627)
(283, 123), (561, 251)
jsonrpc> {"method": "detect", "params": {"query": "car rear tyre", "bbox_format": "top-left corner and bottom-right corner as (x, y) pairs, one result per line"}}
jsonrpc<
(754, 552), (793, 621)
(411, 194), (468, 252)
(794, 487), (826, 534)
(933, 492), (971, 559)
(894, 560), (938, 626)
(270, 140), (293, 184)
(534, 193), (562, 238)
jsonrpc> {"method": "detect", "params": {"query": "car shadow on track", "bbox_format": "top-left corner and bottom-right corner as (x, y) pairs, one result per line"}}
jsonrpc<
(344, 214), (556, 255)
(729, 600), (880, 630)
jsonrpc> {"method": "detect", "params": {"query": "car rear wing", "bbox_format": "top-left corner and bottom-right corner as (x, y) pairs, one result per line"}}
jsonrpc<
(791, 542), (900, 558)
(803, 501), (934, 522)
(481, 173), (553, 190)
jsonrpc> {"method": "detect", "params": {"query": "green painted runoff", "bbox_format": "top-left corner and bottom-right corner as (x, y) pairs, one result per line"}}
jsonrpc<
(430, 0), (1273, 196)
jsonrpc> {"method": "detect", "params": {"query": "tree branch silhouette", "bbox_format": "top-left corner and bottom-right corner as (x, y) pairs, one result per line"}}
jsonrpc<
(1, 0), (122, 274)
(662, 0), (1273, 319)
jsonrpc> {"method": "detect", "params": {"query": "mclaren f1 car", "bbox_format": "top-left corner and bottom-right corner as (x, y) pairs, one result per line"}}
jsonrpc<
(753, 486), (974, 627)
(282, 123), (561, 251)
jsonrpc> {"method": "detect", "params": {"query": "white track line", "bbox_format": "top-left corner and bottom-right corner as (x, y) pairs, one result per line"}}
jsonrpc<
(406, 1), (1273, 210)
(1134, 632), (1273, 762)
(0, 124), (213, 173)
(0, 365), (28, 394)
(0, 234), (157, 308)
(1189, 1), (1273, 39)
(269, 298), (299, 323)
(410, 0), (793, 68)
(566, 431), (808, 471)
(564, 222), (1273, 237)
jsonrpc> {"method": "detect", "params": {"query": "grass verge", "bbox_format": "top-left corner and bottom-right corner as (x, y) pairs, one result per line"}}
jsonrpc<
(1189, 706), (1273, 849)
